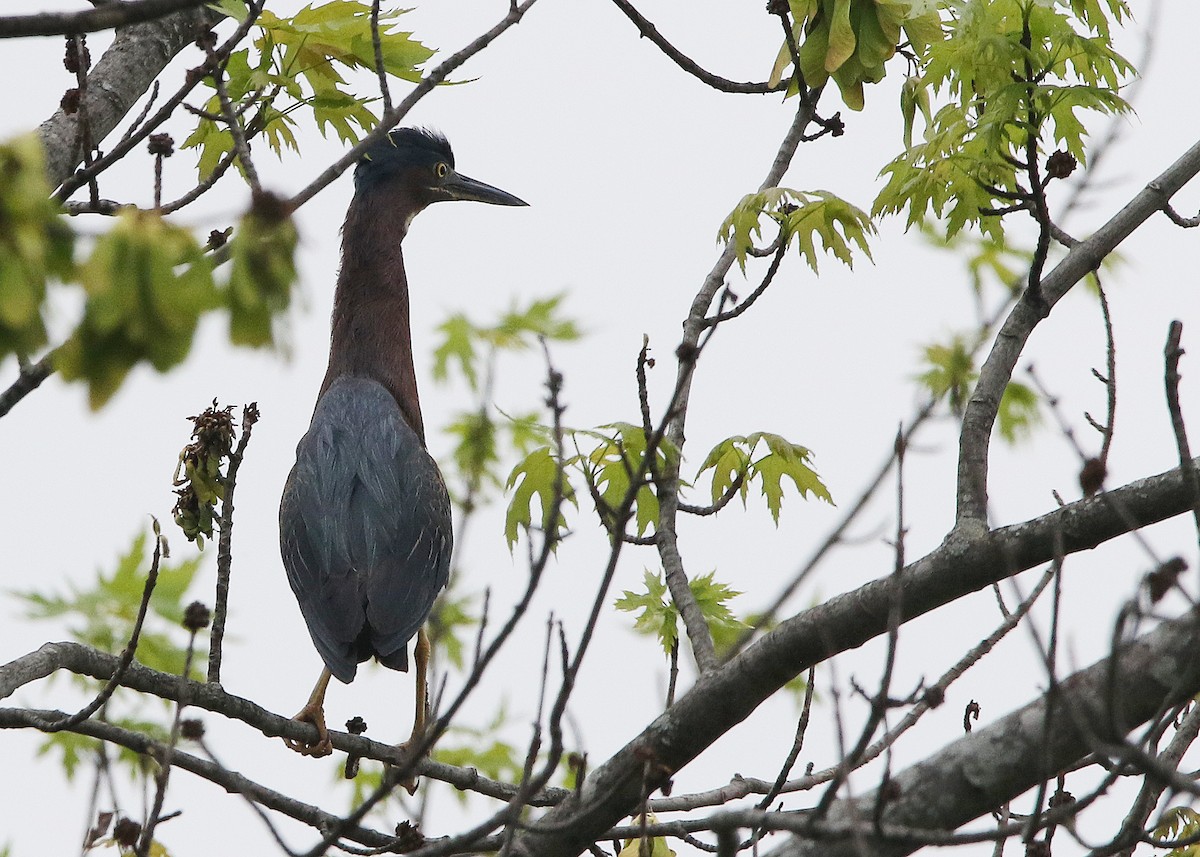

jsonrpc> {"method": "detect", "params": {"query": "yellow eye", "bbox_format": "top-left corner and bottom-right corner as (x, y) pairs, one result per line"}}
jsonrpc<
(435, 162), (449, 178)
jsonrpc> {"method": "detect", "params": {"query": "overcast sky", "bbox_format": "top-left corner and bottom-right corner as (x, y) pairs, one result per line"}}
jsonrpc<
(2, 2), (1199, 855)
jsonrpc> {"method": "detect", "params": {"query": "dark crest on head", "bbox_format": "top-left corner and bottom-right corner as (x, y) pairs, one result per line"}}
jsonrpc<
(355, 128), (454, 191)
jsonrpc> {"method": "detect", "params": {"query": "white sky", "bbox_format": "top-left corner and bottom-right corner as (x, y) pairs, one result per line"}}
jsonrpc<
(2, 2), (1199, 855)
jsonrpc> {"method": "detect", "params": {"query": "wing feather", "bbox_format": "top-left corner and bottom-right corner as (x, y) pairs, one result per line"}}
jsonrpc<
(280, 376), (452, 683)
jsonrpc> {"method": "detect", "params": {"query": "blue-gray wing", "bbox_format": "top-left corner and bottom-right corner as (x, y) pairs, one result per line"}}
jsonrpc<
(279, 376), (452, 683)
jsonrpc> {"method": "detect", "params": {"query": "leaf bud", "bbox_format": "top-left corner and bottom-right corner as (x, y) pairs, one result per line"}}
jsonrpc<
(1045, 150), (1077, 180)
(183, 600), (211, 631)
(181, 718), (206, 740)
(113, 818), (142, 849)
(148, 133), (175, 158)
(61, 88), (81, 115)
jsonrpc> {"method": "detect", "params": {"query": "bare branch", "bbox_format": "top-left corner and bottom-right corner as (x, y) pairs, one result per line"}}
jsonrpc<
(606, 0), (782, 94)
(956, 136), (1200, 532)
(771, 608), (1200, 857)
(0, 707), (395, 849)
(208, 403), (260, 684)
(1163, 321), (1200, 550)
(504, 455), (1200, 857)
(0, 0), (210, 39)
(39, 5), (219, 189)
(0, 355), (53, 418)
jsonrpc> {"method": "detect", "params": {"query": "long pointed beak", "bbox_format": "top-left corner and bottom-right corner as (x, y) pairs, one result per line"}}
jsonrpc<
(440, 170), (528, 206)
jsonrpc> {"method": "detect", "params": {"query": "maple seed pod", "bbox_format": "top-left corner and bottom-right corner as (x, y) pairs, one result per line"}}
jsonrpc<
(1147, 556), (1187, 603)
(183, 600), (211, 631)
(880, 779), (902, 803)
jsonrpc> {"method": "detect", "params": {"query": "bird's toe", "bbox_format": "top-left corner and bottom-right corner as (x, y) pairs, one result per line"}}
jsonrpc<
(284, 702), (333, 757)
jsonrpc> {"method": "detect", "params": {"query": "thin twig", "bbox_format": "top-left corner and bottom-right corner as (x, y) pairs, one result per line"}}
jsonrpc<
(208, 402), (259, 684)
(28, 527), (165, 733)
(0, 0), (210, 38)
(1163, 321), (1200, 554)
(606, 0), (782, 94)
(0, 354), (53, 418)
(136, 620), (201, 857)
(55, 0), (266, 202)
(370, 0), (392, 115)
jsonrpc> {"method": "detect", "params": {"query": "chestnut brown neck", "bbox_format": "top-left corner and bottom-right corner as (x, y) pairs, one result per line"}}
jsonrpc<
(320, 184), (427, 442)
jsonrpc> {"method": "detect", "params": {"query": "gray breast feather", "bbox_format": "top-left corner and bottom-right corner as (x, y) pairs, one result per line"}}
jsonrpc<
(280, 376), (452, 683)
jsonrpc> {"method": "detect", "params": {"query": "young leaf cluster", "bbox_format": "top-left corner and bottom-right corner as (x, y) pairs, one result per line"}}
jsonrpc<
(772, 0), (943, 110)
(226, 193), (298, 347)
(54, 210), (218, 409)
(12, 532), (204, 679)
(185, 1), (434, 178)
(875, 0), (1134, 239)
(506, 425), (833, 547)
(0, 135), (73, 360)
(697, 432), (834, 523)
(720, 188), (873, 273)
(433, 295), (579, 504)
(614, 570), (746, 656)
(171, 402), (238, 547)
(1152, 806), (1200, 857)
(0, 131), (300, 408)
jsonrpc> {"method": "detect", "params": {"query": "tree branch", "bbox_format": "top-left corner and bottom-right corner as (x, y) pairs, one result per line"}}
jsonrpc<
(770, 607), (1200, 857)
(0, 641), (571, 809)
(0, 0), (209, 39)
(606, 0), (782, 94)
(955, 135), (1200, 532)
(505, 454), (1200, 857)
(0, 355), (53, 419)
(37, 4), (218, 189)
(0, 707), (395, 849)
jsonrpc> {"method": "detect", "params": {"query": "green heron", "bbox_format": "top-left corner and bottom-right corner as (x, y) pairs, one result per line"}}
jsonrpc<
(279, 128), (527, 765)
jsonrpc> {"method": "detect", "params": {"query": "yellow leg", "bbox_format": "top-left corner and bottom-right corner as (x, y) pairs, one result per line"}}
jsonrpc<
(284, 667), (334, 758)
(391, 627), (431, 794)
(410, 626), (430, 741)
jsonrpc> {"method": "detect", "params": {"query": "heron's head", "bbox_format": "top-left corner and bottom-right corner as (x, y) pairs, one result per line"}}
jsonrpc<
(354, 128), (527, 223)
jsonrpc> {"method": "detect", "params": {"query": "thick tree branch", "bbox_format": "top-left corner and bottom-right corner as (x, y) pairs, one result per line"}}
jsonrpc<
(956, 136), (1200, 531)
(506, 455), (1200, 857)
(37, 5), (218, 189)
(769, 607), (1200, 857)
(0, 0), (209, 39)
(0, 641), (571, 809)
(0, 707), (394, 849)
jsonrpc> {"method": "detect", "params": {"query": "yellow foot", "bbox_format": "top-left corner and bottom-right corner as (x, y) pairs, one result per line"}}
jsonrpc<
(284, 701), (333, 758)
(387, 739), (425, 795)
